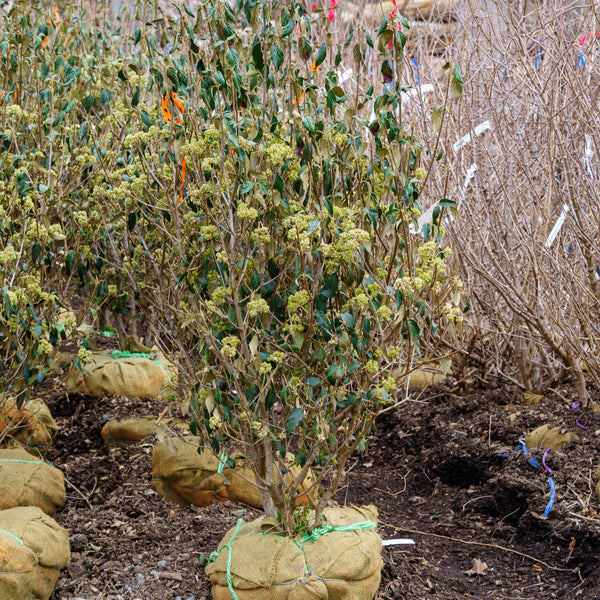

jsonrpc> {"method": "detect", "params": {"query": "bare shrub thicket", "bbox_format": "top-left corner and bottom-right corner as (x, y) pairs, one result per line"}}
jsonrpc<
(400, 0), (600, 404)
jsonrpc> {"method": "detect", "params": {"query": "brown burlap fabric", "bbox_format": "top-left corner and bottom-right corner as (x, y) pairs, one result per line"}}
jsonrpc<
(152, 436), (315, 509)
(206, 506), (383, 600)
(0, 398), (57, 456)
(13, 399), (58, 455)
(101, 416), (188, 446)
(0, 506), (70, 600)
(0, 448), (65, 515)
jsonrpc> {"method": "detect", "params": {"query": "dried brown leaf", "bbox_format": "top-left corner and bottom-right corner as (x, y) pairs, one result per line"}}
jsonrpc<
(464, 558), (488, 576)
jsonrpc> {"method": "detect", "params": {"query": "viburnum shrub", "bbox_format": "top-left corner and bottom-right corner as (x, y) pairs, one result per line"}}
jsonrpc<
(96, 0), (464, 532)
(0, 0), (102, 398)
(2, 0), (464, 532)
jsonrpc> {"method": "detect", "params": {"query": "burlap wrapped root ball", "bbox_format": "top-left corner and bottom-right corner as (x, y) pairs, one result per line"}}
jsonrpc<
(0, 448), (65, 515)
(206, 505), (383, 600)
(152, 436), (316, 509)
(0, 506), (71, 600)
(0, 398), (57, 455)
(55, 345), (177, 400)
(101, 416), (189, 446)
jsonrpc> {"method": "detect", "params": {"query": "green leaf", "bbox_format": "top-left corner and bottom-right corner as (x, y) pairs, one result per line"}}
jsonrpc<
(463, 296), (471, 313)
(226, 48), (240, 69)
(65, 251), (75, 276)
(439, 198), (456, 207)
(84, 95), (94, 112)
(307, 218), (320, 234)
(214, 70), (226, 86)
(408, 319), (421, 341)
(267, 258), (280, 279)
(128, 213), (136, 231)
(315, 43), (326, 67)
(306, 377), (321, 386)
(286, 407), (304, 434)
(340, 312), (356, 329)
(362, 318), (371, 334)
(326, 89), (336, 112)
(134, 28), (141, 44)
(140, 109), (152, 128)
(167, 67), (179, 87)
(302, 116), (315, 134)
(450, 66), (463, 97)
(99, 90), (112, 105)
(375, 17), (388, 35)
(147, 34), (158, 53)
(453, 65), (463, 83)
(40, 61), (49, 81)
(271, 44), (284, 70)
(314, 310), (331, 332)
(422, 222), (431, 242)
(32, 243), (42, 262)
(240, 181), (254, 194)
(251, 38), (264, 71)
(281, 17), (295, 37)
(78, 122), (88, 140)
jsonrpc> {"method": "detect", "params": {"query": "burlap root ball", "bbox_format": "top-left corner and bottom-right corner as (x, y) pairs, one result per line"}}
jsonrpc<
(152, 436), (315, 509)
(206, 505), (383, 600)
(0, 448), (65, 515)
(0, 506), (70, 600)
(53, 344), (177, 400)
(0, 397), (57, 455)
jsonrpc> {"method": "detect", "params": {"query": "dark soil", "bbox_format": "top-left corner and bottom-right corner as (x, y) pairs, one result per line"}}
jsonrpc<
(44, 379), (600, 600)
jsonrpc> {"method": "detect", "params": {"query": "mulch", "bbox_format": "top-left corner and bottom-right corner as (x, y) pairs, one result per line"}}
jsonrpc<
(42, 379), (600, 599)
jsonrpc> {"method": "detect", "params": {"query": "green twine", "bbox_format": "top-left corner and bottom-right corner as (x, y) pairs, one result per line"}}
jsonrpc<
(208, 518), (244, 600)
(292, 520), (377, 574)
(0, 527), (24, 546)
(110, 350), (170, 379)
(216, 452), (228, 476)
(111, 350), (152, 360)
(0, 459), (43, 464)
(297, 520), (376, 544)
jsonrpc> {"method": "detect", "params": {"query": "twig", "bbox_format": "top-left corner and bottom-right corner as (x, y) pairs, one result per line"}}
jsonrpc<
(64, 476), (94, 510)
(378, 519), (583, 577)
(567, 511), (600, 523)
(462, 495), (492, 511)
(375, 470), (411, 497)
(155, 405), (169, 425)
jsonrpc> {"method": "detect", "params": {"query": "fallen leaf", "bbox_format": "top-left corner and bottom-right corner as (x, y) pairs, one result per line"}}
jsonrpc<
(464, 558), (487, 576)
